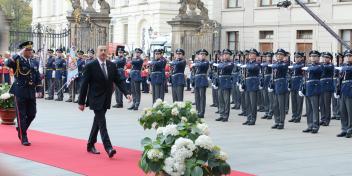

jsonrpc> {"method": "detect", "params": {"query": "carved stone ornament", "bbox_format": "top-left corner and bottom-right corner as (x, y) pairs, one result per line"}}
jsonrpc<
(177, 0), (209, 19)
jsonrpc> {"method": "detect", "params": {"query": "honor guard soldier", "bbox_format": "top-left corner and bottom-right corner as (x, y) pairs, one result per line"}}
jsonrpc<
(268, 49), (289, 129)
(54, 48), (66, 101)
(112, 47), (127, 108)
(149, 49), (167, 103)
(335, 50), (352, 138)
(231, 51), (242, 110)
(238, 50), (249, 117)
(332, 53), (344, 120)
(170, 48), (187, 102)
(75, 50), (86, 103)
(45, 48), (55, 100)
(215, 49), (235, 122)
(300, 50), (323, 134)
(86, 49), (95, 64)
(127, 48), (143, 110)
(192, 49), (210, 118)
(288, 51), (305, 123)
(209, 50), (220, 109)
(261, 51), (274, 120)
(5, 41), (41, 146)
(319, 52), (334, 126)
(242, 48), (261, 125)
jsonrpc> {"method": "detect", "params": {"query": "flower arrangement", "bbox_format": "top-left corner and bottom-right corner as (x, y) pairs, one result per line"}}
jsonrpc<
(139, 99), (231, 176)
(0, 84), (14, 109)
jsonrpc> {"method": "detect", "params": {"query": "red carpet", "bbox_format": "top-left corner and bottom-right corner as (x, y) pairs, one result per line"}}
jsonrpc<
(0, 125), (254, 176)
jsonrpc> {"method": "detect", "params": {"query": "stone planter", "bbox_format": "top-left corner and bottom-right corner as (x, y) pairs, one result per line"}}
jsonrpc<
(0, 108), (16, 125)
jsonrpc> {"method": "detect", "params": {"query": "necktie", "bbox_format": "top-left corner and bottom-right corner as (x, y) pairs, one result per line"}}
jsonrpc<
(101, 63), (108, 79)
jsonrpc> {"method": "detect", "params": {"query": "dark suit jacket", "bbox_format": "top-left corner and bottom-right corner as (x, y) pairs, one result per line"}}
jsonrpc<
(78, 59), (130, 110)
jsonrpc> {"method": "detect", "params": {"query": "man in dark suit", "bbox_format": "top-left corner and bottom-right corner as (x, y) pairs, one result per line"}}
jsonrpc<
(78, 45), (132, 158)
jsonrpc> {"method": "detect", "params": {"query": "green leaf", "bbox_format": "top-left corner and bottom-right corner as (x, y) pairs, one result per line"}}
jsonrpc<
(141, 137), (152, 147)
(165, 135), (175, 145)
(148, 161), (162, 172)
(219, 163), (231, 174)
(196, 160), (206, 165)
(191, 166), (203, 176)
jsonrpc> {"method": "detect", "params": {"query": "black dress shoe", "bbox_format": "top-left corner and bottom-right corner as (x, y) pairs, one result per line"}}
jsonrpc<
(112, 104), (118, 108)
(21, 136), (31, 146)
(261, 115), (268, 119)
(288, 119), (295, 122)
(74, 100), (78, 103)
(277, 125), (284, 130)
(331, 116), (337, 120)
(294, 119), (301, 123)
(321, 122), (329, 126)
(238, 112), (246, 116)
(45, 97), (53, 100)
(319, 121), (324, 125)
(302, 114), (307, 117)
(345, 132), (352, 138)
(221, 118), (228, 122)
(87, 146), (100, 154)
(127, 106), (135, 110)
(336, 117), (341, 120)
(231, 106), (236, 109)
(133, 107), (139, 111)
(192, 102), (196, 105)
(302, 128), (312, 133)
(230, 101), (235, 104)
(198, 115), (204, 118)
(271, 124), (278, 129)
(337, 132), (347, 137)
(215, 111), (219, 114)
(242, 121), (249, 125)
(107, 148), (117, 158)
(311, 129), (318, 134)
(215, 117), (224, 121)
(266, 116), (272, 120)
(247, 122), (255, 126)
(54, 99), (63, 101)
(210, 104), (216, 107)
(65, 99), (72, 102)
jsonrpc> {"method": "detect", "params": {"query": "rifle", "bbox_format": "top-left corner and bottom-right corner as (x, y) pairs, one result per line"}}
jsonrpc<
(335, 54), (343, 96)
(241, 53), (247, 91)
(301, 55), (307, 95)
(288, 53), (292, 90)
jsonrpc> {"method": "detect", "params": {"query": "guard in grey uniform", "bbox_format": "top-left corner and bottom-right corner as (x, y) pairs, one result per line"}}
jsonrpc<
(319, 52), (334, 126)
(332, 53), (343, 120)
(335, 50), (352, 138)
(193, 49), (210, 118)
(215, 49), (235, 122)
(261, 51), (274, 120)
(149, 49), (166, 103)
(170, 48), (187, 102)
(231, 51), (241, 110)
(300, 50), (323, 134)
(210, 51), (220, 108)
(127, 48), (144, 110)
(238, 50), (249, 117)
(112, 46), (126, 108)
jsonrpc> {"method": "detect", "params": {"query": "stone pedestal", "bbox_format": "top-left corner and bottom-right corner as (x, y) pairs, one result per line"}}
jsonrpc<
(168, 16), (215, 59)
(0, 10), (13, 53)
(67, 12), (111, 51)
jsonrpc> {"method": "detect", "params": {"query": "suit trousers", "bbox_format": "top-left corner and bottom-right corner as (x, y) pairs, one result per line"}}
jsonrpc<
(219, 88), (231, 120)
(88, 109), (112, 152)
(212, 87), (218, 106)
(56, 78), (63, 100)
(320, 92), (332, 124)
(241, 91), (247, 114)
(340, 95), (352, 133)
(246, 91), (257, 123)
(291, 91), (304, 120)
(152, 83), (165, 103)
(172, 86), (184, 102)
(232, 84), (241, 108)
(47, 78), (55, 98)
(115, 87), (123, 105)
(14, 96), (36, 138)
(306, 95), (320, 130)
(273, 93), (287, 126)
(195, 87), (207, 117)
(131, 80), (141, 107)
(332, 96), (341, 118)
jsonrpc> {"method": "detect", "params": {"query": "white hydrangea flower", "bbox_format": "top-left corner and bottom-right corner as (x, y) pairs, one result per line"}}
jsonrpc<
(145, 109), (152, 117)
(195, 135), (214, 151)
(163, 157), (186, 176)
(217, 151), (229, 161)
(196, 123), (210, 135)
(153, 99), (163, 108)
(147, 149), (164, 160)
(152, 122), (158, 129)
(157, 110), (163, 115)
(0, 93), (11, 100)
(171, 138), (196, 161)
(156, 127), (165, 135)
(190, 108), (197, 115)
(171, 107), (179, 116)
(163, 124), (179, 136)
(181, 116), (188, 123)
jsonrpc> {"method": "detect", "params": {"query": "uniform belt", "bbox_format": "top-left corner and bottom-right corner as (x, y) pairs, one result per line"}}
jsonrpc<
(195, 74), (207, 76)
(232, 73), (240, 75)
(342, 80), (352, 83)
(321, 78), (333, 81)
(274, 78), (286, 82)
(265, 74), (272, 76)
(131, 70), (141, 72)
(56, 69), (63, 70)
(245, 76), (259, 80)
(219, 75), (232, 78)
(172, 73), (184, 76)
(151, 71), (162, 74)
(306, 79), (320, 83)
(46, 69), (53, 70)
(292, 76), (303, 79)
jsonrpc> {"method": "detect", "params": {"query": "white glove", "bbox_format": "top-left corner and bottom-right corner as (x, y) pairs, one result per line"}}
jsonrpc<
(288, 66), (293, 69)
(268, 88), (273, 93)
(299, 91), (304, 97)
(335, 67), (343, 71)
(302, 67), (308, 71)
(147, 79), (150, 84)
(334, 93), (340, 99)
(268, 64), (273, 67)
(191, 63), (196, 67)
(213, 63), (219, 67)
(126, 79), (130, 83)
(148, 61), (152, 64)
(240, 65), (247, 68)
(259, 86), (263, 90)
(239, 86), (244, 92)
(237, 64), (242, 67)
(236, 82), (241, 87)
(288, 88), (291, 91)
(190, 84), (193, 89)
(212, 83), (218, 90)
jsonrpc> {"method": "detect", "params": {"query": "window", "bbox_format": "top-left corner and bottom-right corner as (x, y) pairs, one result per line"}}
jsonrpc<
(296, 43), (312, 56)
(260, 0), (280, 6)
(227, 31), (239, 51)
(227, 0), (239, 8)
(259, 43), (273, 52)
(297, 30), (313, 39)
(260, 31), (274, 39)
(341, 29), (352, 50)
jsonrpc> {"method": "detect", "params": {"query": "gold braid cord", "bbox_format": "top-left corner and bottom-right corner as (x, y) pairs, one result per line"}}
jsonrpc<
(15, 59), (31, 77)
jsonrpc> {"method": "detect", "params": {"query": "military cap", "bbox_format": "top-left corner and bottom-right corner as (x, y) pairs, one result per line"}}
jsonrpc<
(77, 50), (84, 55)
(175, 48), (185, 55)
(294, 51), (305, 58)
(135, 48), (143, 53)
(344, 49), (352, 57)
(309, 50), (321, 57)
(116, 46), (125, 53)
(265, 51), (274, 58)
(196, 49), (209, 56)
(154, 49), (162, 54)
(222, 49), (233, 55)
(56, 48), (63, 53)
(275, 48), (287, 56)
(47, 49), (54, 52)
(248, 48), (259, 56)
(235, 51), (244, 56)
(244, 50), (250, 55)
(335, 52), (343, 58)
(87, 48), (95, 54)
(18, 41), (33, 50)
(321, 52), (333, 59)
